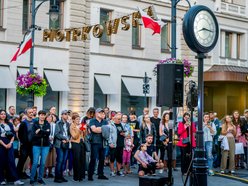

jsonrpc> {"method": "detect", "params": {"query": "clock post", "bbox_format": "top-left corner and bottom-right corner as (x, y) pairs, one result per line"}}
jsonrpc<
(182, 5), (219, 186)
(193, 53), (208, 186)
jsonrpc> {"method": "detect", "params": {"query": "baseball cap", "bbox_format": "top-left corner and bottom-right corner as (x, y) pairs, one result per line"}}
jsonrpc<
(61, 110), (68, 115)
(244, 109), (248, 113)
(96, 108), (104, 113)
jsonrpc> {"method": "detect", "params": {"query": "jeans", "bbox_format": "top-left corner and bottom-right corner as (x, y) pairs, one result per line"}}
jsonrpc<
(205, 141), (214, 171)
(88, 143), (105, 177)
(30, 146), (49, 181)
(0, 146), (19, 182)
(55, 148), (68, 179)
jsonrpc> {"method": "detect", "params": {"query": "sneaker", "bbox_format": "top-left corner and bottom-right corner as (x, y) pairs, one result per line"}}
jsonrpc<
(98, 175), (109, 180)
(116, 171), (125, 177)
(72, 179), (78, 182)
(0, 181), (6, 185)
(54, 178), (63, 183)
(208, 170), (214, 176)
(220, 170), (225, 174)
(48, 173), (54, 178)
(61, 177), (68, 182)
(38, 179), (46, 185)
(110, 172), (116, 177)
(152, 173), (156, 176)
(231, 170), (235, 174)
(14, 180), (24, 185)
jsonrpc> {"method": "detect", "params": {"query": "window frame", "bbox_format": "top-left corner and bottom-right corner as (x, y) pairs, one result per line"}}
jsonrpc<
(0, 88), (6, 110)
(132, 25), (142, 49)
(49, 0), (64, 29)
(161, 21), (170, 53)
(99, 8), (112, 45)
(0, 0), (4, 28)
(237, 33), (241, 59)
(225, 32), (232, 58)
(93, 78), (107, 108)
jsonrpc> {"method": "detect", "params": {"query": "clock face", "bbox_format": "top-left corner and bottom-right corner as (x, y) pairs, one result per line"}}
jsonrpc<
(182, 5), (219, 53)
(193, 10), (216, 47)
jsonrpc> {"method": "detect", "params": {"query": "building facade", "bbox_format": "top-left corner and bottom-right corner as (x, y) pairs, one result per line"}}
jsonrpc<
(0, 0), (89, 114)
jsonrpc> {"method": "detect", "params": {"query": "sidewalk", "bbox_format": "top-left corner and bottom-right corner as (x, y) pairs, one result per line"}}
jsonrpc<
(18, 167), (248, 186)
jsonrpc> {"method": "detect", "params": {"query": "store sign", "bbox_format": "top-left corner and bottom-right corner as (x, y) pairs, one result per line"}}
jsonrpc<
(43, 6), (156, 42)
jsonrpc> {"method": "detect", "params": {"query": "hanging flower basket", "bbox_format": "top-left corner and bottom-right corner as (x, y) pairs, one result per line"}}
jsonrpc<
(153, 58), (194, 78)
(16, 72), (48, 97)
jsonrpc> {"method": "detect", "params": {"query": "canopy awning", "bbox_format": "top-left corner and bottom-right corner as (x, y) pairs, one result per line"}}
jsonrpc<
(0, 66), (15, 88)
(94, 74), (117, 94)
(44, 70), (70, 91)
(122, 77), (155, 97)
(204, 65), (248, 82)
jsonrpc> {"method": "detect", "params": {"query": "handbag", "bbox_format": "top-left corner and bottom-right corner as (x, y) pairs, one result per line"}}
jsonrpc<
(84, 140), (91, 152)
(182, 137), (190, 144)
(235, 142), (244, 155)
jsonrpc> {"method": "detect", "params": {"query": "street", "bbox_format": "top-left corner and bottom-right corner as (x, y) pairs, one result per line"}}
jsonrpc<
(18, 168), (248, 186)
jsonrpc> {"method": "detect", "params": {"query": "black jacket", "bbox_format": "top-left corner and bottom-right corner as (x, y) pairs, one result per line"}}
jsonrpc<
(32, 120), (50, 147)
(18, 119), (35, 147)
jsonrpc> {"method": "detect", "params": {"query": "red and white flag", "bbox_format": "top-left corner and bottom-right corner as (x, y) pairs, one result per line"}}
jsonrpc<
(10, 32), (32, 63)
(138, 7), (166, 35)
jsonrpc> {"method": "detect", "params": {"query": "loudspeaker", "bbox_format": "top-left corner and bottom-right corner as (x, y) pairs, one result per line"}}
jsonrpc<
(156, 63), (184, 107)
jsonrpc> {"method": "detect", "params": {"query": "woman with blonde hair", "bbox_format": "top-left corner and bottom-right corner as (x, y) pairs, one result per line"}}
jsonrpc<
(70, 112), (86, 182)
(220, 115), (236, 174)
(140, 114), (156, 145)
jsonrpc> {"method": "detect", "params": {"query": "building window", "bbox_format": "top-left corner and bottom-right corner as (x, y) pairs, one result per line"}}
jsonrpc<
(49, 0), (64, 29)
(0, 89), (6, 110)
(0, 0), (4, 28)
(22, 0), (30, 32)
(100, 8), (111, 44)
(121, 81), (147, 116)
(43, 77), (59, 112)
(94, 78), (107, 108)
(132, 25), (141, 48)
(161, 22), (170, 52)
(237, 33), (241, 59)
(225, 32), (232, 58)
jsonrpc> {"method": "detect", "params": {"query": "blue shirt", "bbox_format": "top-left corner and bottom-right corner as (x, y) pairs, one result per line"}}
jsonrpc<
(89, 118), (107, 144)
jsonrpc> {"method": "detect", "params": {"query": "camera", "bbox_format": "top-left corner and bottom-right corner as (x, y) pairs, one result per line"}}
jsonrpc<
(159, 134), (168, 142)
(1, 124), (14, 140)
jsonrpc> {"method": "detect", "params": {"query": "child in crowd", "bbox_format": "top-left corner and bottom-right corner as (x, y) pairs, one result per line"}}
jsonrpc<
(137, 144), (157, 176)
(123, 135), (133, 174)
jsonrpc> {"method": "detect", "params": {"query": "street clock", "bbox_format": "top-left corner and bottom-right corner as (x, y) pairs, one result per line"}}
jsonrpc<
(183, 5), (219, 53)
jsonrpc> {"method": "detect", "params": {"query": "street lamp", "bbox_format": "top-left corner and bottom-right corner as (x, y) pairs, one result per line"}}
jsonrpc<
(168, 0), (191, 185)
(27, 0), (59, 107)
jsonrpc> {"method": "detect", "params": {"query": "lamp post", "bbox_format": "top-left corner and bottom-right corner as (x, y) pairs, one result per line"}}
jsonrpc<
(27, 0), (59, 107)
(168, 1), (191, 185)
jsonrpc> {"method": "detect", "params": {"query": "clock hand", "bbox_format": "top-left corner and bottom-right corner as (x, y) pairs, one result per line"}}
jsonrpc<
(198, 27), (213, 33)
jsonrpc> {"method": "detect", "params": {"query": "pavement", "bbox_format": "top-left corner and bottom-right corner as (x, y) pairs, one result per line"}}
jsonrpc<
(17, 167), (248, 186)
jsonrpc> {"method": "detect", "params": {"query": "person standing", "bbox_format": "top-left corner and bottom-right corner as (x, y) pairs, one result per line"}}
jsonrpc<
(177, 112), (196, 175)
(140, 114), (157, 145)
(88, 108), (108, 181)
(138, 108), (149, 127)
(54, 110), (70, 183)
(220, 115), (236, 174)
(70, 112), (86, 182)
(17, 108), (35, 179)
(30, 110), (50, 186)
(150, 108), (161, 155)
(203, 113), (216, 176)
(7, 106), (17, 122)
(0, 109), (24, 185)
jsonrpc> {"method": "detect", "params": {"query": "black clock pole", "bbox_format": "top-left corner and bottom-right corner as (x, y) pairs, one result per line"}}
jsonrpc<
(193, 53), (208, 186)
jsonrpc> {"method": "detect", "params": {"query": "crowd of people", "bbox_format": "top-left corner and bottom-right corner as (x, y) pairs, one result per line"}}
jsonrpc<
(1, 105), (248, 185)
